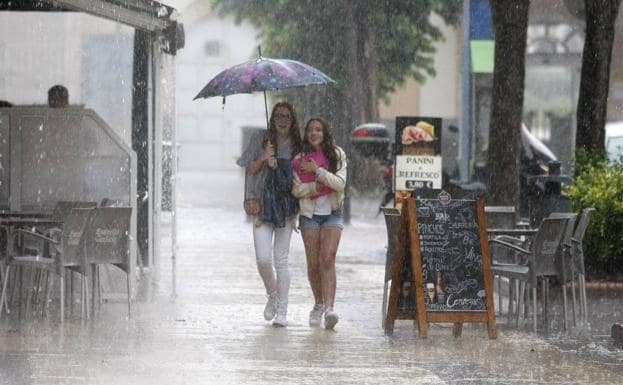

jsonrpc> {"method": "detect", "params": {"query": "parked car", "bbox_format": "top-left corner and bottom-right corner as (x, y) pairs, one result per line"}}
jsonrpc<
(349, 123), (391, 193)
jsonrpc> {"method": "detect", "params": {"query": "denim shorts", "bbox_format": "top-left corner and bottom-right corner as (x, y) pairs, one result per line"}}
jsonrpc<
(299, 210), (344, 230)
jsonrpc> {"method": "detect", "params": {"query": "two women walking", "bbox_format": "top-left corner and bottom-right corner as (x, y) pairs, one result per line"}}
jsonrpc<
(238, 103), (347, 329)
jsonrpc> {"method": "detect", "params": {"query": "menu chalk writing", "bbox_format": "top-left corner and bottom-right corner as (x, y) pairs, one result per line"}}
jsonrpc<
(385, 197), (496, 338)
(416, 199), (486, 311)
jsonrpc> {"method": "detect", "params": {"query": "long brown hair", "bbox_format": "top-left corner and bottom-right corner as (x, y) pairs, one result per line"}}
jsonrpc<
(302, 117), (341, 173)
(267, 101), (302, 158)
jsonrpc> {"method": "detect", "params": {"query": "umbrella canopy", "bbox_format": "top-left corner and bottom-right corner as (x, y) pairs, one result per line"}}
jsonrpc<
(521, 123), (557, 163)
(193, 57), (336, 100)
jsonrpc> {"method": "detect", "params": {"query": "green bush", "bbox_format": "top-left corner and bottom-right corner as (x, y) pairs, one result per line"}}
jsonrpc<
(566, 154), (623, 279)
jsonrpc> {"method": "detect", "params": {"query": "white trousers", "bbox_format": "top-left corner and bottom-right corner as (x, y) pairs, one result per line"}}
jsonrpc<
(253, 220), (293, 314)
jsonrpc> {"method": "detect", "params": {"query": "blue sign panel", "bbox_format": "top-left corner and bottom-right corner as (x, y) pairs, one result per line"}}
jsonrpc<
(470, 0), (493, 40)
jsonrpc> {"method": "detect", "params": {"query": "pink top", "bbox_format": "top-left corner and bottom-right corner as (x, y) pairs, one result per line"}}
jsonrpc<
(292, 149), (334, 199)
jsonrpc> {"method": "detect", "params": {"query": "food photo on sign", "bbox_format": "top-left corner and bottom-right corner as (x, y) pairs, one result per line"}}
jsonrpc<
(401, 120), (437, 155)
(395, 116), (442, 156)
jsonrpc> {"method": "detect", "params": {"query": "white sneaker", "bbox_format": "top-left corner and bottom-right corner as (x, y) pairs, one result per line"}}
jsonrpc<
(272, 313), (287, 327)
(264, 293), (278, 321)
(324, 308), (339, 330)
(309, 304), (324, 327)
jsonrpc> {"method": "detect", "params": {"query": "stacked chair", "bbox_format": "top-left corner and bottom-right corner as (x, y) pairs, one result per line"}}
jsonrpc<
(0, 205), (132, 322)
(0, 208), (93, 322)
(490, 207), (595, 333)
(490, 217), (569, 332)
(84, 207), (132, 318)
(566, 208), (595, 323)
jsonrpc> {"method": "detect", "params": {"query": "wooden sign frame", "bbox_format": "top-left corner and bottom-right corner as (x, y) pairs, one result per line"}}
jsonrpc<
(384, 197), (497, 339)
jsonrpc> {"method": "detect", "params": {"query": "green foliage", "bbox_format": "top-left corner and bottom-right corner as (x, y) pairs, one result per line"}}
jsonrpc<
(212, 0), (461, 128)
(566, 155), (623, 278)
(574, 147), (606, 176)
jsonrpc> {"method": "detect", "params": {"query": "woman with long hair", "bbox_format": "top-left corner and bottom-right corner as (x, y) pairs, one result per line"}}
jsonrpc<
(292, 118), (347, 329)
(237, 102), (302, 327)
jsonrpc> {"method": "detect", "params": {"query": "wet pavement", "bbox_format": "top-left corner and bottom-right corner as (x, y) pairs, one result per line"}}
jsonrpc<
(1, 170), (622, 384)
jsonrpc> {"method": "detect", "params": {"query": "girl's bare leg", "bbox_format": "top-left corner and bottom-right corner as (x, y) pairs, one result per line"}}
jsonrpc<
(319, 227), (342, 308)
(302, 229), (322, 305)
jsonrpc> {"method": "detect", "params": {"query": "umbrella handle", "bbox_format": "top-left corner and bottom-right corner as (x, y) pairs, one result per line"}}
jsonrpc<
(259, 46), (269, 128)
(263, 90), (269, 129)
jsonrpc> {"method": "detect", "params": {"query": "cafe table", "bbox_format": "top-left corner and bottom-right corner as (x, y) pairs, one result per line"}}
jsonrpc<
(486, 228), (538, 237)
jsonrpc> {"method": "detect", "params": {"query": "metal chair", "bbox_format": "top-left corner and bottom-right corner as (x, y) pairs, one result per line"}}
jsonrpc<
(28, 201), (98, 315)
(83, 207), (132, 318)
(381, 207), (401, 328)
(0, 208), (93, 322)
(548, 212), (578, 329)
(485, 205), (519, 315)
(21, 201), (97, 252)
(490, 217), (569, 332)
(569, 208), (595, 323)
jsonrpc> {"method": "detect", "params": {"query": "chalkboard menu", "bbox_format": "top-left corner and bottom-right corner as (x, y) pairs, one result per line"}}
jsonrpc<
(416, 199), (486, 311)
(384, 195), (496, 339)
(396, 238), (416, 312)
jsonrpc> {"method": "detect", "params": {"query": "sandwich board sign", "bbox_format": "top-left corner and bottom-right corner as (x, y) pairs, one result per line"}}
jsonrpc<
(384, 193), (497, 339)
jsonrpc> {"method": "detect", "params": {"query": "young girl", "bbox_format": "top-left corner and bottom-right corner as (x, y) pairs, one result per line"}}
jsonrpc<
(237, 102), (302, 327)
(292, 118), (347, 329)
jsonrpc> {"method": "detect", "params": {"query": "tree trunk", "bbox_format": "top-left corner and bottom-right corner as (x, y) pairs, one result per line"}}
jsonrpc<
(344, 0), (365, 130)
(575, 0), (622, 160)
(488, 0), (529, 206)
(357, 0), (379, 123)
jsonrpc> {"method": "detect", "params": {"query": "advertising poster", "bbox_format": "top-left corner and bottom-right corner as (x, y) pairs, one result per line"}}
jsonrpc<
(394, 116), (443, 192)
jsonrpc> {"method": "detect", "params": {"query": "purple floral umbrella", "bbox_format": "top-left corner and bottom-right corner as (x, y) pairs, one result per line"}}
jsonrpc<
(193, 54), (335, 125)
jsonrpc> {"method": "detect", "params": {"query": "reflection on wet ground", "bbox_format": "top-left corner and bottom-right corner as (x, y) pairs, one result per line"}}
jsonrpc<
(0, 171), (621, 384)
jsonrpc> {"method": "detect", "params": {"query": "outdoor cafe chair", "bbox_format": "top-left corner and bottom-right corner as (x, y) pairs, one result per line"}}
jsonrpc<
(522, 210), (593, 328)
(20, 201), (97, 253)
(490, 217), (569, 333)
(23, 201), (98, 315)
(0, 208), (93, 322)
(568, 208), (595, 323)
(548, 212), (578, 330)
(381, 207), (401, 328)
(485, 205), (521, 315)
(83, 207), (132, 318)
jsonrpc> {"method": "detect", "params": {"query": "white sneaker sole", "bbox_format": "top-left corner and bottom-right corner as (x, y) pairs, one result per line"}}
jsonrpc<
(325, 313), (338, 330)
(272, 320), (287, 327)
